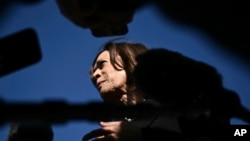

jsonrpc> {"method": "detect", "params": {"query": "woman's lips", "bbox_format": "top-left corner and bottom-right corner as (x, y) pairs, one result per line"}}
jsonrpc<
(97, 80), (105, 88)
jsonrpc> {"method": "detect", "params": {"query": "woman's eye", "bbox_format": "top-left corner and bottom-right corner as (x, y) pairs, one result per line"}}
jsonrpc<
(101, 60), (105, 65)
(98, 61), (106, 68)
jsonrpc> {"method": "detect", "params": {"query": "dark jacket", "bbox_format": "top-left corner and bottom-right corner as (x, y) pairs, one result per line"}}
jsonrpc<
(124, 99), (230, 141)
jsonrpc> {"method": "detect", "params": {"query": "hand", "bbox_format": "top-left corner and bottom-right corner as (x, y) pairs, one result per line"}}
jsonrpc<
(82, 121), (141, 141)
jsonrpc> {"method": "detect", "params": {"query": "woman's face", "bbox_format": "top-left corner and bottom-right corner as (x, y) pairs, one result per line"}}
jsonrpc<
(91, 51), (127, 103)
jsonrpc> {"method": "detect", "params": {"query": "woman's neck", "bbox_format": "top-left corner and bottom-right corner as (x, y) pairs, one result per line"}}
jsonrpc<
(126, 91), (145, 106)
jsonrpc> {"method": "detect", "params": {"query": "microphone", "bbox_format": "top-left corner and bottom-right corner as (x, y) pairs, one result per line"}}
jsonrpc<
(0, 28), (42, 77)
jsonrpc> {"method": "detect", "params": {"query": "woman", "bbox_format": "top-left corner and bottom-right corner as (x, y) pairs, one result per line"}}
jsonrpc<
(83, 39), (184, 141)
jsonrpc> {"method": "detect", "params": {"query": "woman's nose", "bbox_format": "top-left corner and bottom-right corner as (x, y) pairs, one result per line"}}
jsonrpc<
(92, 69), (101, 80)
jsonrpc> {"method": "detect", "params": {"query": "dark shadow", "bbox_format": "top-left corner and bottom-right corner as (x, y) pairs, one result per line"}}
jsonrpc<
(0, 0), (45, 24)
(133, 48), (250, 123)
(0, 100), (152, 125)
(152, 1), (250, 64)
(7, 121), (53, 141)
(55, 0), (250, 65)
(133, 48), (250, 140)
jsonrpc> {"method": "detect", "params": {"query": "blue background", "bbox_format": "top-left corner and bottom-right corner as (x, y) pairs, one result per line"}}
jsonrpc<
(0, 1), (249, 141)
